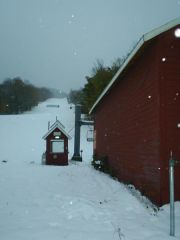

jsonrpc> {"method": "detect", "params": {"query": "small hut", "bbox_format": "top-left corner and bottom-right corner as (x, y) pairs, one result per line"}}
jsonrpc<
(43, 120), (71, 166)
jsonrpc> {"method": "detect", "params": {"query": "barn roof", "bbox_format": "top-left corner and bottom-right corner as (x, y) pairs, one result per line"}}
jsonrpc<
(43, 120), (71, 139)
(89, 17), (180, 114)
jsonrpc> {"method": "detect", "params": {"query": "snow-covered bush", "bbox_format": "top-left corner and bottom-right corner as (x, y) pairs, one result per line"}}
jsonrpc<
(91, 154), (116, 178)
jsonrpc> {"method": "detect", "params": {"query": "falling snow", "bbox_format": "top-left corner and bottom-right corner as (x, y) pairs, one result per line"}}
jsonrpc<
(174, 28), (180, 37)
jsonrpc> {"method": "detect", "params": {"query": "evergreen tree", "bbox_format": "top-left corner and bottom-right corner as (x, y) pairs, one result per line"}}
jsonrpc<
(81, 58), (124, 113)
(0, 77), (52, 114)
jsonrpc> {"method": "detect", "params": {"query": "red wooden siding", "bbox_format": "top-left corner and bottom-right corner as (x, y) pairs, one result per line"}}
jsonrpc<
(94, 25), (180, 206)
(158, 26), (180, 204)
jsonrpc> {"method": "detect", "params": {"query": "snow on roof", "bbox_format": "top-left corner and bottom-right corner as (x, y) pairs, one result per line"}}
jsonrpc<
(43, 120), (71, 140)
(89, 17), (180, 114)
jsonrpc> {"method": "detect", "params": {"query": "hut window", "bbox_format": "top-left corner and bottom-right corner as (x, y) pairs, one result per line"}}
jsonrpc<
(51, 140), (64, 153)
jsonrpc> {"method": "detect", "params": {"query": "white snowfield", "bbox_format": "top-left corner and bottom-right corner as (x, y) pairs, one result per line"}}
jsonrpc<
(0, 98), (179, 240)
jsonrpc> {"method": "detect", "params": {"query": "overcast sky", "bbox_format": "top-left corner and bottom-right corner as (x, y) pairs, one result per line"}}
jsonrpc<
(0, 0), (179, 92)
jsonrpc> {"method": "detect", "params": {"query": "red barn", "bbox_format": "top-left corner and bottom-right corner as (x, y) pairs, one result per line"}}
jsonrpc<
(90, 18), (180, 206)
(43, 120), (71, 166)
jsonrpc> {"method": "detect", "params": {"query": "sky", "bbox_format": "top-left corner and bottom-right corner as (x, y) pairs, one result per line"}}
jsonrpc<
(0, 0), (179, 92)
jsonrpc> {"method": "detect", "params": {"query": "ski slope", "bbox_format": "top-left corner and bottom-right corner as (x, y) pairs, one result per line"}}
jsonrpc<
(0, 98), (180, 240)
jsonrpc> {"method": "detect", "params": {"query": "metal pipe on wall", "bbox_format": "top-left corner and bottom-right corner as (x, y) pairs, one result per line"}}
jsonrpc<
(169, 151), (175, 237)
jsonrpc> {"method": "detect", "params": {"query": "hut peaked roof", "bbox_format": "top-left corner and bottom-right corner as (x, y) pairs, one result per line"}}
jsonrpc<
(43, 120), (71, 139)
(89, 17), (180, 114)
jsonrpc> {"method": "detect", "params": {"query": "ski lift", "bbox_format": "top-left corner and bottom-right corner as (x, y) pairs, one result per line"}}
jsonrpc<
(86, 129), (94, 142)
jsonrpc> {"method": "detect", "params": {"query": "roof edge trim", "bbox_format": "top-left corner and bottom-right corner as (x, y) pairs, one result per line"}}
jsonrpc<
(42, 121), (71, 140)
(144, 17), (180, 41)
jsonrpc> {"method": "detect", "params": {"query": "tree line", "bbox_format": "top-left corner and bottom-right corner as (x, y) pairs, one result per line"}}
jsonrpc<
(68, 58), (125, 113)
(0, 77), (53, 114)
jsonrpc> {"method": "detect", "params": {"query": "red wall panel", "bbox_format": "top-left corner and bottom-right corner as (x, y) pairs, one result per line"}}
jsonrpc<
(158, 25), (180, 204)
(94, 40), (161, 205)
(94, 25), (180, 205)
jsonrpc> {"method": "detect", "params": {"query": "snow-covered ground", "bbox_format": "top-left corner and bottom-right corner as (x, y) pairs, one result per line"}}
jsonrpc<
(0, 98), (179, 240)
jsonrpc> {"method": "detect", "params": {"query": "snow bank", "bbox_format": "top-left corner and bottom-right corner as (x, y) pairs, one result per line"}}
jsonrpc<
(0, 98), (179, 240)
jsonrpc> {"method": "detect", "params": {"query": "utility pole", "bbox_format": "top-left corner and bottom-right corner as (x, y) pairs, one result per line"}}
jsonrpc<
(169, 152), (175, 237)
(72, 104), (94, 161)
(72, 104), (82, 161)
(169, 151), (180, 237)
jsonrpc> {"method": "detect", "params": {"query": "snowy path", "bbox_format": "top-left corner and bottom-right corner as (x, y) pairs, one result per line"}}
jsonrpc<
(0, 98), (180, 240)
